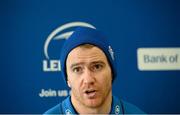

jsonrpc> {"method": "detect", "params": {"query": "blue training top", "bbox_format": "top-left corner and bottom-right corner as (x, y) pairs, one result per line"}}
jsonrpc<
(44, 96), (145, 114)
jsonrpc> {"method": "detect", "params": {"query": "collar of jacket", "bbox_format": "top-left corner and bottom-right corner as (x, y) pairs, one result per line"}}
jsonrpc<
(61, 95), (123, 114)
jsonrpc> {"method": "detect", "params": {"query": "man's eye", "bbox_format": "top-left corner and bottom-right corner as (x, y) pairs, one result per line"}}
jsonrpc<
(72, 67), (82, 73)
(92, 64), (103, 71)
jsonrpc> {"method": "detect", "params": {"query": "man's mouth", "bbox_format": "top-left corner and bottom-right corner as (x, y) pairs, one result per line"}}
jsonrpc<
(84, 89), (97, 98)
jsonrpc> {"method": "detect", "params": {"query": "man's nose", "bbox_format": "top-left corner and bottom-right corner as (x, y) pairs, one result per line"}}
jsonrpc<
(83, 68), (95, 84)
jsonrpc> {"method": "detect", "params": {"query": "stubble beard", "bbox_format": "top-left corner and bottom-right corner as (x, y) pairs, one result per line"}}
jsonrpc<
(71, 85), (112, 109)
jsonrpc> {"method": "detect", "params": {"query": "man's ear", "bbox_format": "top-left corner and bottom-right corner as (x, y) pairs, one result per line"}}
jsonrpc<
(67, 80), (71, 88)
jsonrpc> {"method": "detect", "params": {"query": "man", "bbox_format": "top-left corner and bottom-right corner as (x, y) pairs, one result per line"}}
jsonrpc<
(44, 27), (145, 114)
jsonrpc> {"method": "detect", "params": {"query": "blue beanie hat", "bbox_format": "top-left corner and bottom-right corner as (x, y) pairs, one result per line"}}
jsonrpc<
(60, 27), (117, 83)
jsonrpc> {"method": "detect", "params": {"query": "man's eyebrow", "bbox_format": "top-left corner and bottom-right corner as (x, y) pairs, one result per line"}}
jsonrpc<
(91, 61), (105, 65)
(70, 61), (105, 68)
(70, 62), (84, 69)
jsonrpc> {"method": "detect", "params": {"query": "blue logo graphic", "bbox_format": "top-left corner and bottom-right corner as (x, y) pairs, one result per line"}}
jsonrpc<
(43, 22), (96, 72)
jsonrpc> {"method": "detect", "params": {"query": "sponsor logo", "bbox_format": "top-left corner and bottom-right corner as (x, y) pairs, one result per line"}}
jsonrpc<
(108, 45), (114, 60)
(65, 109), (72, 114)
(137, 48), (180, 70)
(115, 105), (120, 114)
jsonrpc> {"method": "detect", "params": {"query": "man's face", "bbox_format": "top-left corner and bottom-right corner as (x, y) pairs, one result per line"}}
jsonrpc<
(66, 45), (112, 108)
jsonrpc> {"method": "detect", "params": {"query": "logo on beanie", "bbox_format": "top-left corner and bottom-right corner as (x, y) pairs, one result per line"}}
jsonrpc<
(43, 22), (96, 72)
(108, 46), (114, 60)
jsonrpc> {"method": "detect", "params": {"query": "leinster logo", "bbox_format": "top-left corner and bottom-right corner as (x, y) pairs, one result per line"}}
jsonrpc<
(43, 22), (96, 72)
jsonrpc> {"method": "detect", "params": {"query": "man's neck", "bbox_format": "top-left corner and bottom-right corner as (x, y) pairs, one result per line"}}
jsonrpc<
(71, 92), (112, 114)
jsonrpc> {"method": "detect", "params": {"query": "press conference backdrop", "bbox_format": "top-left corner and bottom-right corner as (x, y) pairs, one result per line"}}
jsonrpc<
(0, 0), (180, 114)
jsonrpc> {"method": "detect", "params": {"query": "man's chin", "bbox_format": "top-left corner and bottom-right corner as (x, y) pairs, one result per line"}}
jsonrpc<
(84, 99), (103, 108)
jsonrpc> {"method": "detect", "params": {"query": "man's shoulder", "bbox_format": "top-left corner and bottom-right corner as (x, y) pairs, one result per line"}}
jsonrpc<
(43, 103), (62, 115)
(43, 96), (75, 115)
(121, 100), (145, 114)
